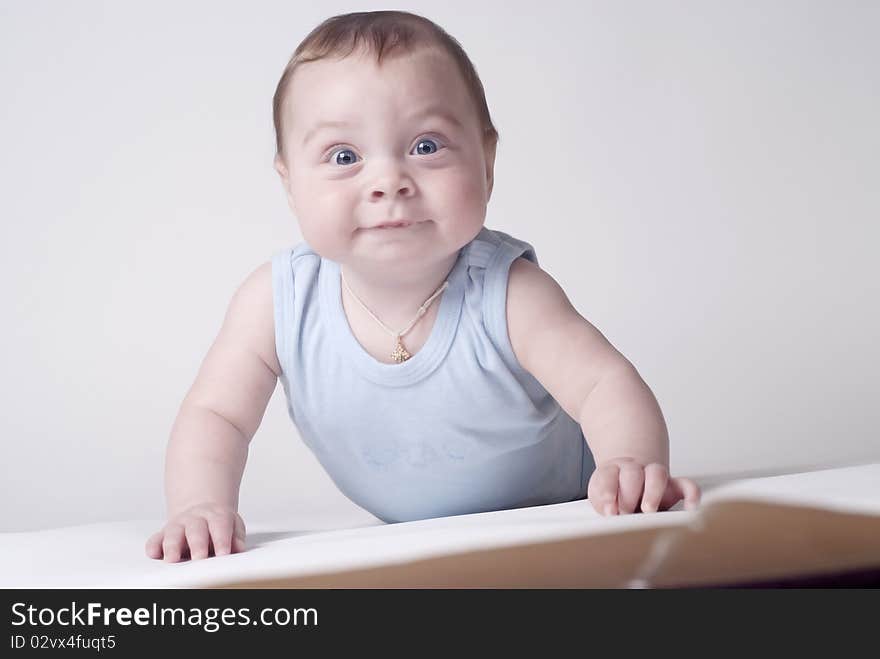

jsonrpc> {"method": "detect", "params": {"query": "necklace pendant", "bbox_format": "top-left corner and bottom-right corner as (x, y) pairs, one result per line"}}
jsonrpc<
(391, 336), (411, 363)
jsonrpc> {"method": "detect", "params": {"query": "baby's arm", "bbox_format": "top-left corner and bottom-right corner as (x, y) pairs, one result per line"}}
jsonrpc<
(145, 261), (280, 562)
(505, 258), (701, 516)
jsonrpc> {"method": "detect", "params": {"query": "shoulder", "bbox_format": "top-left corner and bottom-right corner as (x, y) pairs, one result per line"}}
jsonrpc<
(463, 226), (532, 271)
(273, 241), (321, 272)
(505, 256), (577, 370)
(226, 260), (281, 377)
(233, 260), (273, 304)
(505, 257), (625, 418)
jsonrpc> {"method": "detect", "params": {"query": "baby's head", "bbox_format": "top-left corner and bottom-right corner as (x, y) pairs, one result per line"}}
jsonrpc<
(272, 11), (499, 272)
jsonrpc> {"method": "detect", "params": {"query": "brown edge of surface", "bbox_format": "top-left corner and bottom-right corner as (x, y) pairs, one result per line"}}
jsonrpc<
(207, 500), (880, 589)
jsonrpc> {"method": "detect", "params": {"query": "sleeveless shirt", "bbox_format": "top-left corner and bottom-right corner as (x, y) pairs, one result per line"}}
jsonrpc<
(270, 226), (595, 523)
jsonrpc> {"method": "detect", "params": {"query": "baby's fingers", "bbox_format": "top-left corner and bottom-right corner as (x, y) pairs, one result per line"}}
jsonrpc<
(659, 476), (702, 511)
(145, 530), (164, 560)
(232, 514), (247, 554)
(674, 477), (702, 511)
(185, 517), (211, 560)
(161, 523), (187, 563)
(640, 464), (669, 513)
(588, 463), (621, 516)
(206, 514), (236, 556)
(616, 462), (646, 514)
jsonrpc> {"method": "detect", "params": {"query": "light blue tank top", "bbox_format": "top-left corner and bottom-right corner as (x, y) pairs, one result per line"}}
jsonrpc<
(271, 226), (595, 523)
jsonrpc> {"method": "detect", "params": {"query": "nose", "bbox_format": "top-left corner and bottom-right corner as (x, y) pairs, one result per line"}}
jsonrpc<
(367, 158), (415, 201)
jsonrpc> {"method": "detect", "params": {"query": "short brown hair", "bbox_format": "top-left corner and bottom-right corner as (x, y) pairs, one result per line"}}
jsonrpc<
(272, 10), (499, 163)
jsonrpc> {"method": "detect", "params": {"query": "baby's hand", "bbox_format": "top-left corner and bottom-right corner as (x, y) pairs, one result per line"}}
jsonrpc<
(588, 458), (701, 516)
(144, 503), (247, 562)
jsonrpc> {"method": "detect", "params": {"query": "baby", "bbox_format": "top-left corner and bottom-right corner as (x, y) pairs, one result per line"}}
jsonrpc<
(146, 10), (701, 562)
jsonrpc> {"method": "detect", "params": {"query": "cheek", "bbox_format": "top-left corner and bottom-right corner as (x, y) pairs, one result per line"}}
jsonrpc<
(430, 166), (487, 220)
(291, 179), (355, 257)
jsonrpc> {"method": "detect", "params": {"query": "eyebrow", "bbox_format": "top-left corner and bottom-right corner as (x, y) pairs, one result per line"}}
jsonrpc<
(301, 107), (465, 148)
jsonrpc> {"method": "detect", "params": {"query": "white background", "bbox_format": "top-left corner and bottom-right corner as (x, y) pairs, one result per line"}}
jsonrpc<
(1, 0), (877, 532)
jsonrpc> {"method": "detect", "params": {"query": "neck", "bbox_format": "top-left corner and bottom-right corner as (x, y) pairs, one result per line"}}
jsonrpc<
(339, 251), (459, 330)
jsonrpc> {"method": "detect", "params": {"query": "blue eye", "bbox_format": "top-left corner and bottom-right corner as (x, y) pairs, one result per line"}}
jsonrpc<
(326, 136), (444, 166)
(413, 138), (441, 155)
(330, 148), (358, 166)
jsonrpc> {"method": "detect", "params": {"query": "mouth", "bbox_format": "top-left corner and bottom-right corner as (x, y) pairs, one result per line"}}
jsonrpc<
(371, 219), (421, 229)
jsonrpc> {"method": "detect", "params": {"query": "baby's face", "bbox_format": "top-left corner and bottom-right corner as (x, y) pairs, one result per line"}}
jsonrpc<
(275, 47), (495, 271)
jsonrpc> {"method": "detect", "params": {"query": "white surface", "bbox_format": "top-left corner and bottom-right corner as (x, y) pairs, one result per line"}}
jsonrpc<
(1, 1), (878, 533)
(0, 502), (686, 589)
(2, 463), (877, 588)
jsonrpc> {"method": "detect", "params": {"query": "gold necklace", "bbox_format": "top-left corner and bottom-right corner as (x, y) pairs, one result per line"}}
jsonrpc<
(340, 267), (449, 363)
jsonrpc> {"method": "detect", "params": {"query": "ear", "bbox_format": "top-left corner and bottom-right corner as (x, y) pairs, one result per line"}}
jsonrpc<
(274, 154), (297, 213)
(274, 153), (289, 181)
(483, 138), (497, 202)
